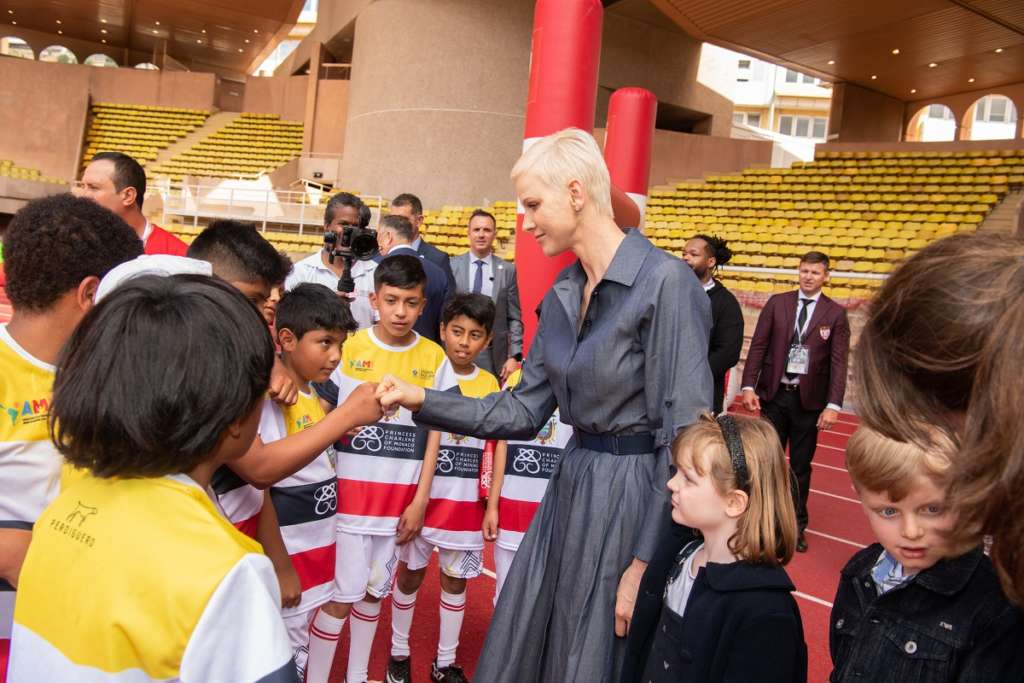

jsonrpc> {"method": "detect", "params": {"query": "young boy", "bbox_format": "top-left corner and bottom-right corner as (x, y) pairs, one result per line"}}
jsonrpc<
(248, 283), (358, 679)
(8, 275), (295, 681)
(483, 366), (571, 601)
(306, 254), (450, 683)
(387, 294), (500, 683)
(0, 195), (142, 679)
(832, 426), (1024, 682)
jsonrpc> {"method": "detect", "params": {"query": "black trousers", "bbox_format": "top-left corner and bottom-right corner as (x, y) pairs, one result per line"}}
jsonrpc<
(762, 386), (821, 531)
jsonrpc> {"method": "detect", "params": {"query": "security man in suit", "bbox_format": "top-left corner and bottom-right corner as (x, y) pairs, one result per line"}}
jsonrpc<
(376, 213), (451, 344)
(450, 209), (524, 382)
(741, 251), (850, 552)
(389, 193), (458, 296)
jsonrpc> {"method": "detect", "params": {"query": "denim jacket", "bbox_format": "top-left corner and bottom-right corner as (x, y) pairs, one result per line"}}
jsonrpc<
(830, 544), (1024, 682)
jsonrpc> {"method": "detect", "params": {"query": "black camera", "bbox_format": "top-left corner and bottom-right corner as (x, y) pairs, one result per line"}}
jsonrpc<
(324, 225), (378, 294)
(324, 225), (378, 262)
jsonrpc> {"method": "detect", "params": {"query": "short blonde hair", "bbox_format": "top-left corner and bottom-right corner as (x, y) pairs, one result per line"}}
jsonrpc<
(673, 413), (797, 566)
(510, 128), (613, 218)
(846, 425), (954, 501)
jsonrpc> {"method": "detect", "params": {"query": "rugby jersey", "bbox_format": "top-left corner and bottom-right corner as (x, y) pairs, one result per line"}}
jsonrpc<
(262, 391), (337, 616)
(211, 465), (263, 539)
(331, 327), (450, 536)
(422, 366), (499, 550)
(497, 369), (572, 552)
(9, 474), (294, 682)
(0, 325), (58, 656)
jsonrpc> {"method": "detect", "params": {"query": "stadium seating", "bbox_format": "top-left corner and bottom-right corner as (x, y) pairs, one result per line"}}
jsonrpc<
(0, 158), (63, 184)
(162, 148), (1023, 302)
(81, 102), (210, 170)
(149, 113), (303, 181)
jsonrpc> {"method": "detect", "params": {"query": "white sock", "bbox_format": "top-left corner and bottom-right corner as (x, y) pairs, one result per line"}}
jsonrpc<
(436, 589), (467, 669)
(390, 586), (419, 658)
(305, 608), (344, 683)
(347, 599), (382, 683)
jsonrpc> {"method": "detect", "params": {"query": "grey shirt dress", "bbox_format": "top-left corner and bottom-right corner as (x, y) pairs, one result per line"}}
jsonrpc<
(415, 228), (713, 682)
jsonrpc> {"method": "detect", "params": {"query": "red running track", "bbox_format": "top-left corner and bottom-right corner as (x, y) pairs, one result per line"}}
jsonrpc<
(327, 407), (864, 682)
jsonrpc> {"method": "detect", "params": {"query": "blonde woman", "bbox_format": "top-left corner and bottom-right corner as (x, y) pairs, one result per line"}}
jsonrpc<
(376, 128), (712, 682)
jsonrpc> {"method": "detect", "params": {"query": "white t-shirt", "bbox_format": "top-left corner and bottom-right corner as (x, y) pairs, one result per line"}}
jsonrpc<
(664, 542), (703, 617)
(285, 251), (378, 330)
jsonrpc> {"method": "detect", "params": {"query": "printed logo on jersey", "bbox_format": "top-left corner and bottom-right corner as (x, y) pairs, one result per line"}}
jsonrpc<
(535, 415), (558, 445)
(0, 396), (50, 427)
(412, 368), (435, 383)
(49, 501), (98, 548)
(349, 359), (374, 371)
(313, 481), (337, 516)
(448, 432), (469, 444)
(506, 444), (561, 479)
(435, 445), (482, 478)
(347, 423), (427, 461)
(294, 413), (314, 431)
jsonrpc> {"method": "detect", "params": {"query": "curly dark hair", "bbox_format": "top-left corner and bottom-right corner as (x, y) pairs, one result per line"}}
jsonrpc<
(692, 233), (733, 270)
(4, 193), (143, 312)
(50, 274), (274, 478)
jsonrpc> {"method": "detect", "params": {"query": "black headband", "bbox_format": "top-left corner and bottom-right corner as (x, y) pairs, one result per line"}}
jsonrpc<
(716, 415), (750, 491)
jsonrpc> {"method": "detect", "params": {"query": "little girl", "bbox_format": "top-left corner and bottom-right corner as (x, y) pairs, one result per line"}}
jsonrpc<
(624, 412), (807, 683)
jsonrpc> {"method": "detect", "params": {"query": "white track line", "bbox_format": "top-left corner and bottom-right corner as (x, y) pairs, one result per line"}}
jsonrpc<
(815, 462), (849, 473)
(810, 488), (861, 504)
(794, 591), (834, 609)
(815, 442), (846, 452)
(805, 528), (868, 549)
(481, 566), (496, 580)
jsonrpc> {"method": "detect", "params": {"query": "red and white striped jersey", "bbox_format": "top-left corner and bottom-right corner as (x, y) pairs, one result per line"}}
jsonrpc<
(211, 468), (262, 539)
(497, 369), (572, 552)
(262, 391), (338, 615)
(422, 366), (499, 550)
(332, 328), (450, 536)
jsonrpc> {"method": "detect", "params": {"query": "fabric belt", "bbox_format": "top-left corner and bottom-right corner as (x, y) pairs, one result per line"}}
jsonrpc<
(576, 431), (656, 455)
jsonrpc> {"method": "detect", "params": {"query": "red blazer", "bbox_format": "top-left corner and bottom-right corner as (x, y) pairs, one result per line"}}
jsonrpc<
(741, 290), (850, 411)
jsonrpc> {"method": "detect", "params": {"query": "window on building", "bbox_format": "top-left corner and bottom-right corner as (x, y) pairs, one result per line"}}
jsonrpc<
(785, 69), (799, 83)
(733, 113), (745, 124)
(0, 36), (34, 59)
(928, 104), (952, 119)
(38, 45), (77, 64)
(135, 62), (159, 70)
(779, 115), (828, 139)
(84, 53), (118, 68)
(733, 112), (764, 127)
(974, 95), (1016, 123)
(747, 113), (762, 127)
(785, 68), (819, 85)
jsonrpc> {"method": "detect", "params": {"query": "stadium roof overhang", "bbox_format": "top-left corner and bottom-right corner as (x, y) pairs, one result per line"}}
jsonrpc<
(636, 0), (1024, 102)
(1, 0), (304, 76)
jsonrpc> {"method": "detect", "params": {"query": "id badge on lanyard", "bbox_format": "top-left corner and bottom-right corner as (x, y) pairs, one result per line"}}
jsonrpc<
(787, 344), (809, 375)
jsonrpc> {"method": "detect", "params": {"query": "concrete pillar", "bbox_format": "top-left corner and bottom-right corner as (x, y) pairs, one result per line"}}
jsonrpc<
(339, 0), (534, 207)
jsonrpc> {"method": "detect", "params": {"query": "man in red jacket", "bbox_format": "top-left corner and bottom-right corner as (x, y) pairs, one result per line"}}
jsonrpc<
(741, 251), (850, 552)
(74, 152), (188, 257)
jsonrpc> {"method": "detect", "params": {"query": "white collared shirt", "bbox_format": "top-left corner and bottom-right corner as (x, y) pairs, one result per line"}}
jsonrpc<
(466, 253), (494, 297)
(411, 236), (423, 252)
(284, 251), (378, 330)
(702, 278), (715, 292)
(141, 219), (153, 245)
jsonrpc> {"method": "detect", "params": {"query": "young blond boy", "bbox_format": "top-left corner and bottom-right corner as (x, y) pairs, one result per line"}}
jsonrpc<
(832, 426), (1024, 682)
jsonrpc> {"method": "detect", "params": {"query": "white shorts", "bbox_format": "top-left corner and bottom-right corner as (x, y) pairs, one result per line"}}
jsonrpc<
(494, 545), (516, 604)
(399, 535), (482, 579)
(334, 529), (399, 602)
(283, 608), (315, 657)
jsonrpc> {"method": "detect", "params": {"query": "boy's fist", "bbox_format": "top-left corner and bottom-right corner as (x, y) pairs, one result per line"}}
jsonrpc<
(376, 374), (426, 413)
(340, 382), (384, 426)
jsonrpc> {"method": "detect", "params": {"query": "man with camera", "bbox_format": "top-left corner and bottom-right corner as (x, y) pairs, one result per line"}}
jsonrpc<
(285, 192), (379, 329)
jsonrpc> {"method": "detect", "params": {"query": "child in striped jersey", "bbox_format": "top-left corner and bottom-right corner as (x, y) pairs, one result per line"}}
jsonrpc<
(307, 255), (451, 683)
(387, 294), (500, 683)
(483, 367), (571, 601)
(251, 283), (358, 679)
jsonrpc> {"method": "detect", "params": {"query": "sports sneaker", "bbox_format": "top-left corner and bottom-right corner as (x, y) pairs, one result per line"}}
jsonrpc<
(386, 656), (413, 683)
(430, 661), (469, 683)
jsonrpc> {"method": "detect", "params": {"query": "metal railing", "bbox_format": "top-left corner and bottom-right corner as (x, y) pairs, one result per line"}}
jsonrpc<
(149, 179), (386, 233)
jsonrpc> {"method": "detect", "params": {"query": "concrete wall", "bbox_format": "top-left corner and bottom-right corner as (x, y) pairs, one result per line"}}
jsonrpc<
(596, 127), (772, 185)
(339, 0), (533, 208)
(311, 79), (349, 155)
(87, 67), (216, 109)
(242, 75), (310, 121)
(829, 83), (906, 143)
(600, 12), (733, 137)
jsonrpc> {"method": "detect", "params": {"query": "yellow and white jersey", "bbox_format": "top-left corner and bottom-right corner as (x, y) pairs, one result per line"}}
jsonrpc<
(9, 474), (295, 682)
(330, 327), (452, 536)
(0, 324), (59, 644)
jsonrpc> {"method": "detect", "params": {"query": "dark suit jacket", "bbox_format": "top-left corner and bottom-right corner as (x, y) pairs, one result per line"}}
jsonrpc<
(450, 251), (524, 370)
(416, 238), (457, 296)
(740, 290), (850, 411)
(706, 280), (744, 413)
(385, 244), (451, 345)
